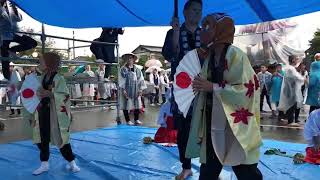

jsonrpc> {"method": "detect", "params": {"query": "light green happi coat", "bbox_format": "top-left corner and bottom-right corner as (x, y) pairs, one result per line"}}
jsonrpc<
(23, 74), (72, 147)
(186, 46), (262, 165)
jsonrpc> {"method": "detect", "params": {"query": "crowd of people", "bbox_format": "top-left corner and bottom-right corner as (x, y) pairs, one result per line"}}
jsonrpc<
(257, 53), (320, 126)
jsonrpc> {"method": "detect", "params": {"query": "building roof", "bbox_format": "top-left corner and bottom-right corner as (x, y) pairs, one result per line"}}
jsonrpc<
(132, 45), (162, 54)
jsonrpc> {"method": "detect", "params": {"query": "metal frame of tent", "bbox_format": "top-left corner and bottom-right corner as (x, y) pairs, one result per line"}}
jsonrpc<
(0, 24), (123, 124)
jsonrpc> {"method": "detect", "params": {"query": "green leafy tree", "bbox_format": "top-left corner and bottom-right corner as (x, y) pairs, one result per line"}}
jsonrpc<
(306, 29), (320, 61)
(17, 27), (68, 59)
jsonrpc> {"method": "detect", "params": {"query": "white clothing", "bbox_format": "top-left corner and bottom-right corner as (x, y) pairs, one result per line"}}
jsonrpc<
(159, 74), (169, 95)
(304, 109), (320, 147)
(149, 73), (160, 94)
(278, 65), (304, 112)
(82, 70), (95, 97)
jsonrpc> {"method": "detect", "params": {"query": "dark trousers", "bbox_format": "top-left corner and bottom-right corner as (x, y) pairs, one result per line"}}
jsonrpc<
(1, 34), (37, 79)
(200, 108), (262, 180)
(123, 109), (139, 122)
(161, 94), (166, 104)
(275, 102), (285, 121)
(90, 40), (115, 78)
(309, 106), (320, 114)
(10, 108), (20, 115)
(174, 113), (192, 170)
(286, 104), (300, 124)
(104, 65), (112, 78)
(99, 98), (107, 105)
(37, 103), (75, 162)
(151, 88), (160, 104)
(141, 96), (145, 108)
(260, 86), (272, 111)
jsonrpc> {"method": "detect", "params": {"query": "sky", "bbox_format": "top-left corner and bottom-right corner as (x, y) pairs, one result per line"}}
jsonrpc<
(18, 10), (320, 58)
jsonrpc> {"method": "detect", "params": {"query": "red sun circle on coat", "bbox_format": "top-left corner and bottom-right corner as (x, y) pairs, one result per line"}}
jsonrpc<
(176, 72), (192, 89)
(22, 88), (34, 98)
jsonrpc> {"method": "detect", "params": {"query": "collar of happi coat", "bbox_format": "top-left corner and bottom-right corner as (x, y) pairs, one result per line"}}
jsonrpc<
(180, 23), (201, 56)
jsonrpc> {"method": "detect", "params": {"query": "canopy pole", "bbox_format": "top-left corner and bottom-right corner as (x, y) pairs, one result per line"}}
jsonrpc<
(67, 40), (70, 60)
(116, 37), (121, 125)
(72, 31), (76, 59)
(41, 24), (46, 54)
(174, 0), (178, 18)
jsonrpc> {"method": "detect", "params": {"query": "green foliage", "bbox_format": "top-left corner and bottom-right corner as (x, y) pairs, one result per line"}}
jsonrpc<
(136, 55), (148, 67)
(306, 29), (320, 61)
(17, 27), (68, 59)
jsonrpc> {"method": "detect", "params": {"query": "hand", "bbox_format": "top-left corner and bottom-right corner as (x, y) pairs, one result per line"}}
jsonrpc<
(138, 91), (143, 98)
(170, 17), (180, 32)
(192, 76), (214, 92)
(314, 136), (320, 152)
(123, 90), (128, 99)
(37, 88), (52, 99)
(314, 144), (320, 152)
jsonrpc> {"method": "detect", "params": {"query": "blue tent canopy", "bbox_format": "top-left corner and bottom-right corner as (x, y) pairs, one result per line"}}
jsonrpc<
(13, 0), (320, 28)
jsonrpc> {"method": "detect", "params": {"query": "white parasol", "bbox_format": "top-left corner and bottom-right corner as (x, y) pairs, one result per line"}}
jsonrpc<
(145, 59), (163, 68)
(145, 66), (162, 73)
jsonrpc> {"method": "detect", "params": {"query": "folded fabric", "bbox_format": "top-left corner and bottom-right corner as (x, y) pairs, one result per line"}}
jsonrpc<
(304, 147), (320, 165)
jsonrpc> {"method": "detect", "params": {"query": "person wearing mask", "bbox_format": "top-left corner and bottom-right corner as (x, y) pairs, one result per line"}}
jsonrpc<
(278, 55), (306, 126)
(23, 52), (80, 175)
(159, 69), (169, 104)
(149, 68), (160, 106)
(187, 13), (262, 180)
(270, 63), (285, 121)
(162, 0), (202, 178)
(67, 66), (82, 106)
(95, 64), (108, 104)
(119, 53), (146, 126)
(82, 65), (95, 106)
(0, 0), (37, 80)
(257, 64), (273, 114)
(306, 56), (320, 114)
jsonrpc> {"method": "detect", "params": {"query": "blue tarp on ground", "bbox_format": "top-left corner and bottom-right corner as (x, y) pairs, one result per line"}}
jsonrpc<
(0, 125), (319, 180)
(12, 0), (320, 28)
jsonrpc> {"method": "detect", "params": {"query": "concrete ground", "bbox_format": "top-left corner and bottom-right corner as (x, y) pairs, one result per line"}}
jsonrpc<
(0, 102), (308, 144)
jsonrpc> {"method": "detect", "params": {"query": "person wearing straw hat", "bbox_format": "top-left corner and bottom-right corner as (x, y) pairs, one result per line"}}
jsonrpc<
(22, 52), (80, 175)
(149, 68), (160, 106)
(159, 69), (169, 104)
(119, 53), (146, 125)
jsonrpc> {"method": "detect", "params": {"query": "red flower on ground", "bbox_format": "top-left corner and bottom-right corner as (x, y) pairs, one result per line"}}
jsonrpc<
(60, 106), (68, 116)
(253, 75), (260, 90)
(176, 72), (192, 89)
(22, 88), (34, 98)
(231, 108), (253, 125)
(244, 80), (255, 98)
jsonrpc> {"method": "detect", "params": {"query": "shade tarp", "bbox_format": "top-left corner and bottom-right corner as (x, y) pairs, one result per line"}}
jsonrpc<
(0, 126), (320, 179)
(12, 0), (320, 28)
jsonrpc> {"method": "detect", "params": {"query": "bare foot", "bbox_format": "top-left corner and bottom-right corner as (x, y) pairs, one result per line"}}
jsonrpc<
(175, 169), (193, 180)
